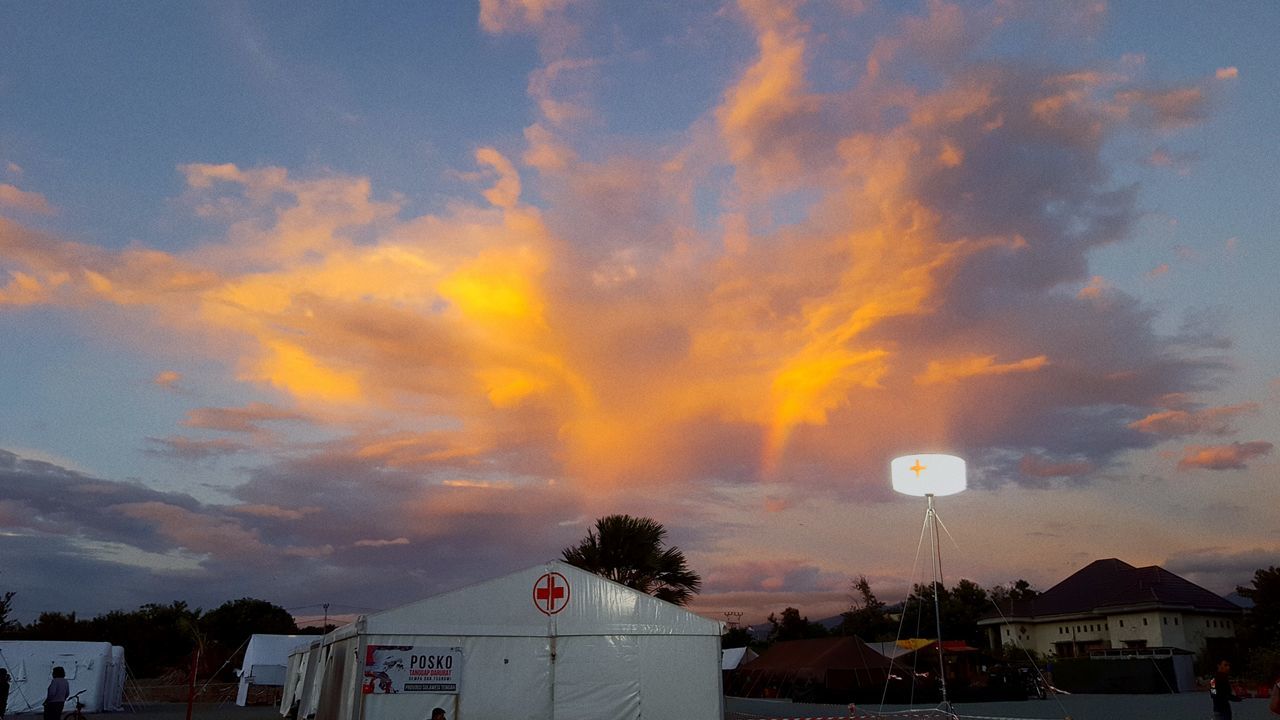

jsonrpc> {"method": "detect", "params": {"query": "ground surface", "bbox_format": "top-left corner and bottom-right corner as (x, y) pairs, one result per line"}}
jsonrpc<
(24, 694), (1276, 720)
(726, 693), (1278, 720)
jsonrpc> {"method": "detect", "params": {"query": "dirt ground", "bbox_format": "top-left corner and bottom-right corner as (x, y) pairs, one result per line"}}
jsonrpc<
(75, 703), (282, 720)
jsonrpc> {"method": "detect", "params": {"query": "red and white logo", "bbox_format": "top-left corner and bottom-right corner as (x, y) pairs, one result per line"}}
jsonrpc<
(532, 571), (570, 615)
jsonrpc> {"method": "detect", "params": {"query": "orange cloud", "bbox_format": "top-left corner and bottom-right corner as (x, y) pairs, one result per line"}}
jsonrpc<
(716, 0), (820, 185)
(1177, 441), (1273, 471)
(113, 501), (265, 556)
(478, 0), (573, 34)
(1215, 67), (1239, 80)
(1114, 86), (1207, 130)
(0, 184), (54, 215)
(183, 402), (304, 433)
(153, 370), (182, 388)
(1077, 275), (1110, 299)
(1129, 403), (1259, 437)
(228, 504), (320, 520)
(916, 354), (1049, 386)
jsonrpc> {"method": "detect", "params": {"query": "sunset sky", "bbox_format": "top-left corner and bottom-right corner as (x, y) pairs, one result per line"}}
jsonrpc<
(2, 1), (1277, 627)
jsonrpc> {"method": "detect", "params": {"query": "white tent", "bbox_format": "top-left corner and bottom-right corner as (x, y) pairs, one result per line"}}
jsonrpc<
(281, 638), (321, 720)
(236, 634), (307, 706)
(0, 641), (126, 714)
(721, 646), (758, 670)
(281, 561), (723, 720)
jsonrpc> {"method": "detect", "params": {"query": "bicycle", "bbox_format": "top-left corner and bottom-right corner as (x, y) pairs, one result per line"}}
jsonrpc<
(62, 690), (87, 720)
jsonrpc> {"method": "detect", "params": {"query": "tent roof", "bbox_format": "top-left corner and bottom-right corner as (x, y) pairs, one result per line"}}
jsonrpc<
(355, 560), (722, 638)
(722, 646), (759, 670)
(743, 636), (894, 672)
(240, 634), (307, 671)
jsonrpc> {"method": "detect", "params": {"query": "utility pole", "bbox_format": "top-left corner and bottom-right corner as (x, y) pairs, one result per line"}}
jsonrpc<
(323, 603), (329, 630)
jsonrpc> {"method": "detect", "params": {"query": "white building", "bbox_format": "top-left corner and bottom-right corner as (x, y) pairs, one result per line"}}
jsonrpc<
(978, 558), (1242, 659)
(281, 560), (723, 720)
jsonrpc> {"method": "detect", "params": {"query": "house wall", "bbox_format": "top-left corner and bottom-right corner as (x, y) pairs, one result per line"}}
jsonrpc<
(1182, 614), (1237, 656)
(987, 610), (1239, 659)
(1107, 612), (1163, 648)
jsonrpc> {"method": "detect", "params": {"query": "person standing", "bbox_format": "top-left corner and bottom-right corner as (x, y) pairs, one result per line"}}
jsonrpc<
(44, 667), (69, 720)
(1, 667), (11, 720)
(1210, 659), (1241, 720)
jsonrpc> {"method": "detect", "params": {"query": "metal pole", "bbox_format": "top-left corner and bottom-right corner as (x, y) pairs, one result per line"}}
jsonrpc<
(927, 494), (950, 711)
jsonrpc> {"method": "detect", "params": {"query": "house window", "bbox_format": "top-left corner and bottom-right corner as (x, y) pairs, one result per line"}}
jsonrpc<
(1163, 617), (1168, 625)
(1174, 618), (1179, 625)
(1006, 628), (1011, 636)
(1119, 619), (1124, 627)
(1143, 618), (1148, 626)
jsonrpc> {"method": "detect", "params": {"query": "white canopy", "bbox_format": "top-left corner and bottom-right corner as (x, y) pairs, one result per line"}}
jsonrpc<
(236, 634), (306, 706)
(283, 560), (723, 720)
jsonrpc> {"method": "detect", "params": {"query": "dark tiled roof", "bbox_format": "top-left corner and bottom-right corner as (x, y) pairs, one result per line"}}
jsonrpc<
(1002, 558), (1239, 618)
(744, 636), (895, 672)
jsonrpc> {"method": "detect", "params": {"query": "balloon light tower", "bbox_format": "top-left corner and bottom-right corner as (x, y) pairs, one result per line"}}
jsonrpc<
(891, 453), (967, 712)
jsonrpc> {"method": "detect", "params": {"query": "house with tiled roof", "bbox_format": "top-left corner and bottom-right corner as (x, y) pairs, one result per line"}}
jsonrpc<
(977, 558), (1242, 659)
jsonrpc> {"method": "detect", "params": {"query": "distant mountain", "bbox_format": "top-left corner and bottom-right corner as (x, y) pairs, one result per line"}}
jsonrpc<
(744, 613), (844, 641)
(1224, 592), (1254, 609)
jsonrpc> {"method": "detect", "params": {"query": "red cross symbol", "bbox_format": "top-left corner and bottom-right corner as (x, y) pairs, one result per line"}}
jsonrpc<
(533, 571), (570, 615)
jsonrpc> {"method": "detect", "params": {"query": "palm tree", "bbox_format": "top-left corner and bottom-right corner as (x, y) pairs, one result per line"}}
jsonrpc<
(561, 514), (702, 606)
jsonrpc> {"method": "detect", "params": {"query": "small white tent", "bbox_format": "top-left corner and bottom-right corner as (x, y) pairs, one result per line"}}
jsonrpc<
(0, 641), (126, 714)
(721, 646), (758, 670)
(281, 561), (723, 720)
(236, 634), (307, 706)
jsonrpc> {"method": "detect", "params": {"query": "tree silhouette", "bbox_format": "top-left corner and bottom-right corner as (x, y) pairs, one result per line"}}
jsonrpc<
(839, 575), (896, 640)
(561, 514), (702, 606)
(767, 607), (828, 643)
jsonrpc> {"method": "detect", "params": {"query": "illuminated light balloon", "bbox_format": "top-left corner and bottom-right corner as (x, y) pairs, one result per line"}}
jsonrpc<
(890, 454), (966, 496)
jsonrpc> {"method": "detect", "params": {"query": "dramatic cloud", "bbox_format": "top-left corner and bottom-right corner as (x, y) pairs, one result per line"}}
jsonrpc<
(0, 4), (1235, 492)
(2, 2), (1271, 622)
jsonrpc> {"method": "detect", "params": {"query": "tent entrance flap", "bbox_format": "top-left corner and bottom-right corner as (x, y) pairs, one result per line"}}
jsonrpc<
(553, 635), (640, 720)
